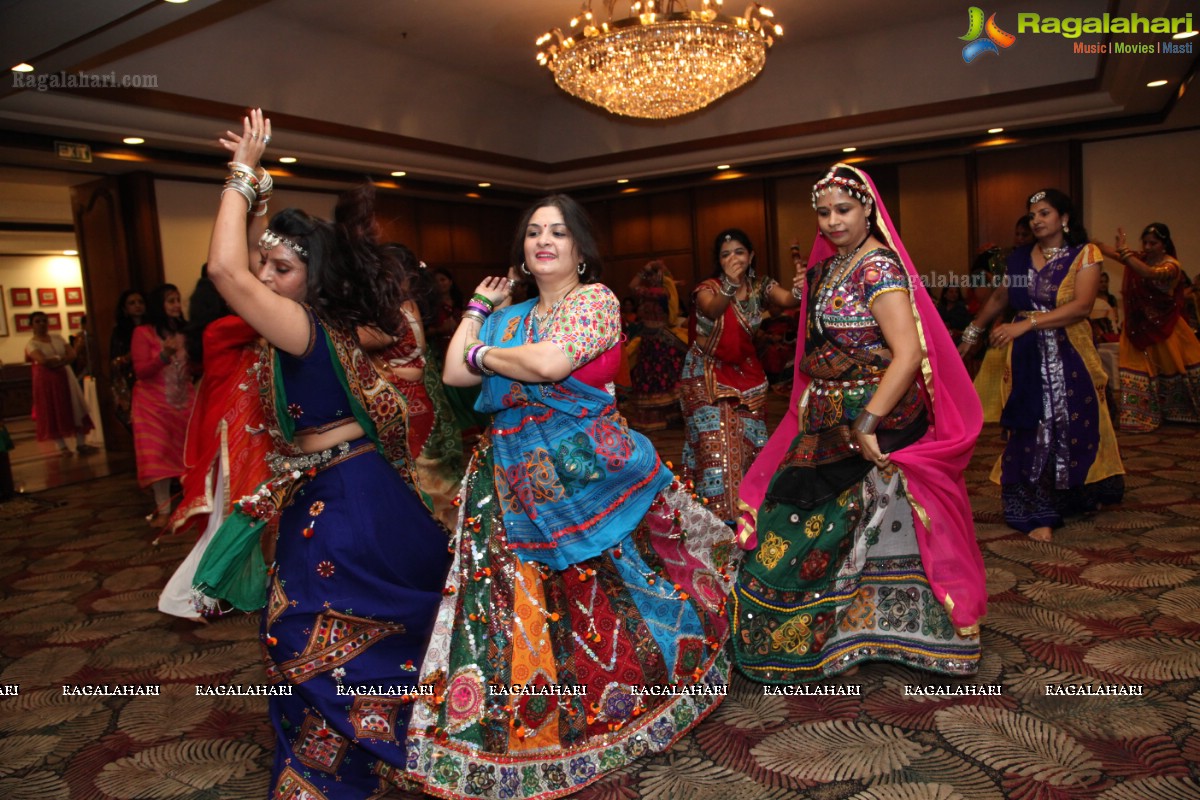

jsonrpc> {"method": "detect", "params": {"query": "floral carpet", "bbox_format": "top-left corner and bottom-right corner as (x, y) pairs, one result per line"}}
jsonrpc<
(1, 424), (1199, 799)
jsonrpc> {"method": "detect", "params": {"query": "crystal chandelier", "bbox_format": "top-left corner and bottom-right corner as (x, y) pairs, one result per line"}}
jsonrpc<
(536, 1), (782, 120)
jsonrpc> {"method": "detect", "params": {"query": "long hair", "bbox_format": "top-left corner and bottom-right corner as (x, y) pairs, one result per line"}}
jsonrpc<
(146, 283), (185, 338)
(112, 288), (144, 354)
(266, 184), (407, 337)
(387, 243), (437, 330)
(185, 266), (231, 364)
(1141, 222), (1177, 257)
(710, 228), (756, 279)
(1027, 188), (1089, 246)
(509, 194), (603, 284)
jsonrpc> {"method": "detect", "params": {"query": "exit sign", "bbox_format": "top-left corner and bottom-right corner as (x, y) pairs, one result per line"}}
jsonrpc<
(56, 141), (92, 163)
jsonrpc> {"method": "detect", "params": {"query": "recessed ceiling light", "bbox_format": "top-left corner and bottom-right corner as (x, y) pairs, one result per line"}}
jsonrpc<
(1173, 29), (1197, 40)
(390, 171), (406, 177)
(466, 192), (481, 199)
(716, 164), (731, 170)
(1147, 79), (1169, 87)
(988, 127), (1004, 134)
(616, 178), (629, 184)
(163, 0), (190, 4)
(278, 156), (297, 164)
(478, 182), (491, 188)
(842, 147), (857, 153)
(63, 250), (78, 256)
(122, 137), (145, 145)
(11, 63), (33, 72)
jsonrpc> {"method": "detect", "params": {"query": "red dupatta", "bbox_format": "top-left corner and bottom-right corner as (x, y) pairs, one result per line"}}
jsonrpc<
(1122, 255), (1183, 350)
(738, 164), (986, 634)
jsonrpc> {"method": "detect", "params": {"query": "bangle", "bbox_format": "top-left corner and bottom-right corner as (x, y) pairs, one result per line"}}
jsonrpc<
(960, 323), (983, 345)
(852, 409), (881, 434)
(471, 293), (495, 311)
(791, 285), (803, 301)
(476, 345), (497, 377)
(1029, 313), (1040, 329)
(719, 275), (740, 297)
(461, 310), (487, 327)
(465, 299), (492, 317)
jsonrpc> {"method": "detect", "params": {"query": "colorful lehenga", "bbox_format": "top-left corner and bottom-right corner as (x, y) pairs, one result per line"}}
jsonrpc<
(733, 167), (985, 684)
(624, 267), (687, 424)
(406, 283), (737, 800)
(194, 310), (451, 798)
(679, 277), (774, 522)
(1118, 255), (1200, 431)
(994, 244), (1125, 530)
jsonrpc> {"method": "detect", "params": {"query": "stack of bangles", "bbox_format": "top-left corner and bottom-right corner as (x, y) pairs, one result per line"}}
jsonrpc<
(1117, 247), (1134, 264)
(719, 275), (741, 297)
(465, 343), (496, 377)
(223, 161), (273, 217)
(462, 293), (494, 326)
(961, 322), (985, 346)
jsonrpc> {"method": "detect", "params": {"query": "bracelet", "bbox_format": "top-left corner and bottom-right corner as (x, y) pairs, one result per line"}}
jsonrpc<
(961, 322), (984, 345)
(465, 299), (492, 317)
(222, 181), (256, 210)
(1029, 312), (1040, 329)
(471, 293), (495, 311)
(461, 310), (487, 327)
(791, 285), (803, 301)
(719, 275), (741, 297)
(852, 409), (881, 434)
(476, 345), (497, 377)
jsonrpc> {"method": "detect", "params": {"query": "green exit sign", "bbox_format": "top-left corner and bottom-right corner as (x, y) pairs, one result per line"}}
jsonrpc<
(55, 141), (92, 163)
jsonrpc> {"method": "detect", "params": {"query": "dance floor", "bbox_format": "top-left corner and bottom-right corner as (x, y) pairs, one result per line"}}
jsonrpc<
(2, 409), (1199, 799)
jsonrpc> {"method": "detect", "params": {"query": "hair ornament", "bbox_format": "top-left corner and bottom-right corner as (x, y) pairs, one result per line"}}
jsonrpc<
(259, 229), (309, 259)
(1028, 191), (1047, 204)
(811, 166), (875, 209)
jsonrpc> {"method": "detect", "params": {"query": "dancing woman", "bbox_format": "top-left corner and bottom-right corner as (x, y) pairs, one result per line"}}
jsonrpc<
(199, 110), (450, 797)
(680, 229), (803, 522)
(732, 165), (985, 683)
(1098, 222), (1200, 430)
(964, 189), (1123, 541)
(406, 194), (736, 800)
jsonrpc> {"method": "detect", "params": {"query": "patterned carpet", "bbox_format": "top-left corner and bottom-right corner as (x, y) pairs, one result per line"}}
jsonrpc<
(2, 422), (1199, 799)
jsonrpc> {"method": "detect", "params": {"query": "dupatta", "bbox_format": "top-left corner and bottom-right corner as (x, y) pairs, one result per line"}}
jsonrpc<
(476, 298), (671, 569)
(738, 164), (986, 634)
(1123, 254), (1183, 350)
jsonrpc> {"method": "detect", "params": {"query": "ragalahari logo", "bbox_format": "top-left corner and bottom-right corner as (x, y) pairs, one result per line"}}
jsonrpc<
(960, 7), (1017, 62)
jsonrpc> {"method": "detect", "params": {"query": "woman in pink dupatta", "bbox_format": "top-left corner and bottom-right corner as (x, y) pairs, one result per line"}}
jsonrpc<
(729, 165), (985, 683)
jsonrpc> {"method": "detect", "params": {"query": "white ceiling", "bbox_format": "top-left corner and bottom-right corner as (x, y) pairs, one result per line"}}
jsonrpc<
(0, 0), (1196, 218)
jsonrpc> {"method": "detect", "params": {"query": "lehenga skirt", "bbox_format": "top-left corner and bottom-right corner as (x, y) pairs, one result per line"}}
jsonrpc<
(262, 441), (451, 799)
(1118, 325), (1200, 431)
(405, 437), (738, 800)
(679, 350), (768, 523)
(729, 466), (981, 684)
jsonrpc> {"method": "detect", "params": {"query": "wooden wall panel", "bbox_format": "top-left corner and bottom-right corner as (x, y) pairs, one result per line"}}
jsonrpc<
(897, 157), (970, 288)
(693, 180), (768, 288)
(608, 194), (653, 257)
(649, 191), (693, 253)
(974, 142), (1071, 253)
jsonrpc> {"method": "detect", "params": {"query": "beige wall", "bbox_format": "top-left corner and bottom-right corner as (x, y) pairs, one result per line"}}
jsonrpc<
(1083, 129), (1200, 311)
(0, 255), (86, 366)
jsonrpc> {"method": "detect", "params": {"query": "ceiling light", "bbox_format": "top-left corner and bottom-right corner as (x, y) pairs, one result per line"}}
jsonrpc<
(163, 0), (190, 4)
(716, 164), (731, 170)
(478, 182), (491, 188)
(616, 178), (629, 184)
(842, 147), (857, 153)
(1146, 80), (1169, 87)
(1173, 29), (1197, 39)
(987, 127), (1004, 134)
(11, 63), (34, 72)
(278, 156), (297, 164)
(122, 137), (144, 145)
(536, 1), (781, 119)
(466, 192), (481, 199)
(63, 250), (78, 256)
(390, 171), (406, 177)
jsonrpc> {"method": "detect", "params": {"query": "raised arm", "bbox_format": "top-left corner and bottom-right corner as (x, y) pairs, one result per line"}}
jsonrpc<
(206, 109), (311, 356)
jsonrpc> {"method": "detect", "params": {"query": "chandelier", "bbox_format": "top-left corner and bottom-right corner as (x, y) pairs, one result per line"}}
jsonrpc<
(536, 1), (782, 120)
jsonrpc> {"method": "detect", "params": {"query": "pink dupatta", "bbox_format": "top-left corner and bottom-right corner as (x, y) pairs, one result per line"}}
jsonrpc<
(738, 164), (986, 634)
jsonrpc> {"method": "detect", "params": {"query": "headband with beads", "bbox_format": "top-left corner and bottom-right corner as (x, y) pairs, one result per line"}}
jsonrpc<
(811, 168), (875, 209)
(259, 229), (309, 259)
(1028, 191), (1047, 204)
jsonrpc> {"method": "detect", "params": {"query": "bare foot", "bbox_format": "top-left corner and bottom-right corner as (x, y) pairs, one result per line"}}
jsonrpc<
(1027, 526), (1053, 542)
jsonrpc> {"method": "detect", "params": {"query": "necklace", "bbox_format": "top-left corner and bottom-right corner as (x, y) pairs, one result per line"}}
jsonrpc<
(1040, 244), (1068, 261)
(530, 285), (579, 336)
(815, 234), (872, 334)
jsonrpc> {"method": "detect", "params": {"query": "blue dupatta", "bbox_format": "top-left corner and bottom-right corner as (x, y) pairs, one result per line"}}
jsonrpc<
(476, 298), (671, 569)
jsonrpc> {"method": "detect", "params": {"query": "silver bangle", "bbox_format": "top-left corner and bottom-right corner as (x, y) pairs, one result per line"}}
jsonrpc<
(791, 286), (803, 301)
(461, 310), (487, 326)
(852, 410), (881, 434)
(476, 345), (497, 377)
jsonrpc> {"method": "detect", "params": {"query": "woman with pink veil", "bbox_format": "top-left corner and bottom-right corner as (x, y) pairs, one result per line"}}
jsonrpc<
(730, 164), (986, 683)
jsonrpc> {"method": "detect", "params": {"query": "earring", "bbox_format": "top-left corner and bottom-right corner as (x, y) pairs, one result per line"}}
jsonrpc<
(577, 261), (586, 276)
(520, 262), (530, 275)
(748, 266), (757, 283)
(1062, 222), (1070, 234)
(866, 217), (872, 233)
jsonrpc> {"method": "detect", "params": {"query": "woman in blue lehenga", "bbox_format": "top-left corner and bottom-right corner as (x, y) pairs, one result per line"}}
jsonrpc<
(961, 188), (1123, 542)
(200, 110), (451, 798)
